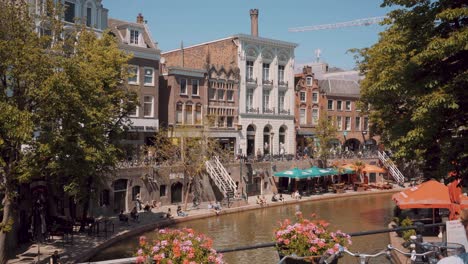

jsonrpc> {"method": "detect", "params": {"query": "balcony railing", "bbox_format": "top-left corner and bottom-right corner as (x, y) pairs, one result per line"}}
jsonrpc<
(279, 109), (291, 115)
(246, 107), (259, 114)
(262, 79), (273, 86)
(263, 107), (275, 114)
(278, 80), (288, 87)
(246, 77), (257, 84)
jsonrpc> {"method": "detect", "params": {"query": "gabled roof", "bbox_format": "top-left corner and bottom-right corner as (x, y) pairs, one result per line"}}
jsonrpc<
(318, 79), (360, 98)
(108, 18), (160, 52)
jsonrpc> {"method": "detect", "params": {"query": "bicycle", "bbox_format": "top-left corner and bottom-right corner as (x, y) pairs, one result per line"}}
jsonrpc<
(323, 244), (437, 264)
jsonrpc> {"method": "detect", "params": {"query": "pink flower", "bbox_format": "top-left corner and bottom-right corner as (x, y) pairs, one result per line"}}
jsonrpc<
(135, 256), (145, 263)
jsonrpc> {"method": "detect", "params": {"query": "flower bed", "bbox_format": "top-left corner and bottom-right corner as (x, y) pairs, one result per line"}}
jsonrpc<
(274, 211), (352, 263)
(135, 228), (224, 264)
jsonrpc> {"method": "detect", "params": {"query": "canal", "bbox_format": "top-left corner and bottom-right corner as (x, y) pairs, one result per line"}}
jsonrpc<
(91, 193), (395, 263)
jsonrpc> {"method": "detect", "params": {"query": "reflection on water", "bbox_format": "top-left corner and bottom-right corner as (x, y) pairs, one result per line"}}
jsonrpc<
(91, 193), (395, 263)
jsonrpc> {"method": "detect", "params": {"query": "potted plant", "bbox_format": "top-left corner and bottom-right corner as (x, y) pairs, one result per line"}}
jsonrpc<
(274, 212), (352, 264)
(135, 228), (225, 264)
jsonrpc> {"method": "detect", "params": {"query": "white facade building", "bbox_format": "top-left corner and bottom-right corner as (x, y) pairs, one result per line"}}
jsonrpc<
(235, 34), (297, 156)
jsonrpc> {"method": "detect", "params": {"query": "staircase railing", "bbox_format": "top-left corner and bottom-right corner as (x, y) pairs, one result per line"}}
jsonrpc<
(378, 151), (405, 184)
(213, 156), (237, 192)
(205, 157), (236, 198)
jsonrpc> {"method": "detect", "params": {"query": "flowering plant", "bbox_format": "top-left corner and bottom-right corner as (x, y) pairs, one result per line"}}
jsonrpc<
(274, 212), (352, 259)
(135, 228), (224, 264)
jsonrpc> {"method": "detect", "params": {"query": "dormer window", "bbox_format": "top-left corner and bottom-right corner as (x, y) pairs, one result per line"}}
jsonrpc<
(130, 29), (139, 45)
(306, 77), (313, 86)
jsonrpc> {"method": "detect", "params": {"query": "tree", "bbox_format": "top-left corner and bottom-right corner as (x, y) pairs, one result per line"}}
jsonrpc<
(147, 126), (230, 210)
(356, 0), (467, 180)
(315, 113), (338, 168)
(0, 0), (135, 259)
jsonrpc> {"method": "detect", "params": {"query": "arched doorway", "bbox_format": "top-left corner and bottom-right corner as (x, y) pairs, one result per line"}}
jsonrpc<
(279, 126), (286, 154)
(171, 182), (183, 204)
(364, 138), (377, 151)
(113, 179), (128, 212)
(344, 138), (361, 152)
(263, 126), (271, 155)
(246, 125), (256, 156)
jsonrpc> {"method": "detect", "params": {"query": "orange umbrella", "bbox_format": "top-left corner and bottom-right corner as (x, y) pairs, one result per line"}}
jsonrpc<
(392, 180), (452, 209)
(342, 163), (387, 174)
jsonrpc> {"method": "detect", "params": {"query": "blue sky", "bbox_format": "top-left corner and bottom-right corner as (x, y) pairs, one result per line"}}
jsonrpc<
(103, 0), (394, 70)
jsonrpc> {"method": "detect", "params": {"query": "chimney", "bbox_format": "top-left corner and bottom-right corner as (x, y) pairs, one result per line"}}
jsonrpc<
(250, 9), (259, 37)
(136, 13), (144, 24)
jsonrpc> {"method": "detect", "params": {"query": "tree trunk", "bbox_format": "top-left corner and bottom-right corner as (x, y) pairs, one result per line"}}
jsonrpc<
(0, 191), (13, 264)
(80, 198), (90, 232)
(183, 177), (192, 211)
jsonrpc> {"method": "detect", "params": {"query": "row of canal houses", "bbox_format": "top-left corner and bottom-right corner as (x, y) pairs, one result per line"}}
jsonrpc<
(26, 1), (379, 216)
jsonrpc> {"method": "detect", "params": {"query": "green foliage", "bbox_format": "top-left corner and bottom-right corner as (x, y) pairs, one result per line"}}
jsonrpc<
(356, 0), (468, 180)
(401, 217), (416, 241)
(315, 112), (338, 166)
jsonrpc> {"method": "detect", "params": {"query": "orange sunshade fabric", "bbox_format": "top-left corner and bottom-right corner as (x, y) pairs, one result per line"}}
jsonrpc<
(341, 163), (386, 174)
(392, 180), (452, 209)
(448, 179), (462, 204)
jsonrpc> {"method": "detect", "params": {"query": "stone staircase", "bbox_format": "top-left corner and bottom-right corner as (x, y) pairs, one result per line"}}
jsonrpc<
(378, 150), (405, 185)
(205, 156), (236, 199)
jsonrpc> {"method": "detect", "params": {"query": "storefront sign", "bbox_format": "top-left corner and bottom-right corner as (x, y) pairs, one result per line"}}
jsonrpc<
(446, 220), (468, 251)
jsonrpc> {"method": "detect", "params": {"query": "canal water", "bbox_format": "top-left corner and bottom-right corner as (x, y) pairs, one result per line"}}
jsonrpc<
(91, 193), (395, 263)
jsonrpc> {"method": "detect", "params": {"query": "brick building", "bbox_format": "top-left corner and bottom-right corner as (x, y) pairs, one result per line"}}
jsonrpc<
(162, 9), (297, 156)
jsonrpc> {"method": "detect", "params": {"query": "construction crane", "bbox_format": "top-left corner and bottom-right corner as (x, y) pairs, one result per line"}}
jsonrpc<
(288, 16), (386, 32)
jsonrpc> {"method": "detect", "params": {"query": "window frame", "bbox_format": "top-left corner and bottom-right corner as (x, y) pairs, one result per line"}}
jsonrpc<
(327, 99), (334, 110)
(143, 67), (154, 86)
(262, 90), (270, 110)
(337, 100), (343, 111)
(345, 116), (351, 131)
(246, 89), (254, 109)
(306, 77), (313, 86)
(143, 95), (154, 118)
(312, 108), (319, 125)
(336, 116), (343, 131)
(278, 65), (285, 83)
(355, 116), (361, 131)
(312, 92), (319, 103)
(129, 29), (139, 45)
(345, 101), (352, 111)
(180, 78), (188, 95)
(227, 90), (234, 102)
(246, 61), (254, 80)
(300, 92), (306, 103)
(191, 79), (199, 96)
(262, 63), (270, 81)
(64, 1), (75, 23)
(300, 108), (306, 124)
(128, 65), (139, 84)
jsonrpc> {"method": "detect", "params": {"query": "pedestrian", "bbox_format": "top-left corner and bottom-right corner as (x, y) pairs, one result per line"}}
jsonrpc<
(50, 250), (61, 264)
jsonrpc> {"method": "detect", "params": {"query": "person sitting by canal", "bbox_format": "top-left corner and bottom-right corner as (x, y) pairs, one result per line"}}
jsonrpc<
(261, 195), (267, 205)
(176, 205), (188, 217)
(143, 202), (151, 212)
(438, 209), (468, 264)
(278, 193), (285, 202)
(166, 208), (173, 219)
(214, 201), (222, 211)
(256, 195), (262, 205)
(130, 206), (139, 222)
(292, 190), (302, 200)
(118, 210), (129, 225)
(50, 250), (61, 264)
(271, 193), (278, 202)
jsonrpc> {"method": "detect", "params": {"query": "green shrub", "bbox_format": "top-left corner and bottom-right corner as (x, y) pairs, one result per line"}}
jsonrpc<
(401, 217), (416, 241)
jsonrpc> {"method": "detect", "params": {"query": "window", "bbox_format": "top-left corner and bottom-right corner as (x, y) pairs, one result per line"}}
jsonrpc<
(337, 116), (343, 131)
(247, 89), (254, 109)
(278, 65), (285, 83)
(160, 185), (166, 197)
(345, 116), (351, 131)
(278, 91), (285, 111)
(263, 90), (270, 111)
(131, 186), (140, 201)
(337, 100), (343, 111)
(64, 1), (75, 23)
(144, 68), (154, 86)
(355, 117), (361, 131)
(130, 29), (139, 45)
(218, 116), (225, 127)
(300, 92), (306, 102)
(312, 92), (319, 103)
(217, 89), (225, 100)
(306, 77), (313, 86)
(180, 79), (187, 95)
(300, 109), (306, 124)
(312, 108), (319, 125)
(191, 79), (199, 95)
(227, 116), (234, 127)
(128, 105), (138, 117)
(262, 63), (270, 81)
(185, 104), (193, 125)
(143, 96), (154, 117)
(176, 103), (183, 124)
(345, 101), (351, 111)
(227, 90), (234, 101)
(128, 66), (138, 84)
(327, 100), (334, 110)
(195, 105), (202, 124)
(86, 7), (92, 27)
(246, 61), (254, 80)
(209, 88), (216, 100)
(363, 117), (369, 131)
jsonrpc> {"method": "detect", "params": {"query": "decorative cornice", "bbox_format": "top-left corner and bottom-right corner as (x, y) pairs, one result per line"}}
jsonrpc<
(240, 113), (294, 120)
(234, 34), (298, 48)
